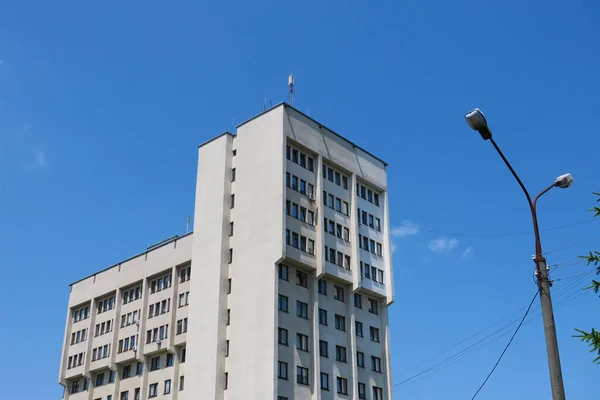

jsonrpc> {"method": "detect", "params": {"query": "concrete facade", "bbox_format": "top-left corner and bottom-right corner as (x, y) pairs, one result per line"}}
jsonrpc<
(58, 103), (394, 400)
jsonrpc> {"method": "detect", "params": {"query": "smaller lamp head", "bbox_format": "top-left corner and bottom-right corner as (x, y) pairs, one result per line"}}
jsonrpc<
(555, 173), (574, 189)
(465, 108), (492, 140)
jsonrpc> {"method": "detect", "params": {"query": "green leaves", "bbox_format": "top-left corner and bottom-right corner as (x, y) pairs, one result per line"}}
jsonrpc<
(573, 329), (600, 364)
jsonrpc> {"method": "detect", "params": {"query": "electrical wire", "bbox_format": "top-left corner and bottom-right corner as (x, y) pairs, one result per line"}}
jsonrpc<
(393, 218), (597, 238)
(469, 291), (538, 399)
(542, 236), (600, 255)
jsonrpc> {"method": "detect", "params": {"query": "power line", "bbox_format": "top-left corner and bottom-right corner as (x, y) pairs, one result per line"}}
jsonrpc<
(542, 236), (600, 255)
(393, 218), (597, 238)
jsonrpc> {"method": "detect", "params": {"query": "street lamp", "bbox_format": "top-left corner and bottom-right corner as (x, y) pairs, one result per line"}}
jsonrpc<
(464, 108), (571, 400)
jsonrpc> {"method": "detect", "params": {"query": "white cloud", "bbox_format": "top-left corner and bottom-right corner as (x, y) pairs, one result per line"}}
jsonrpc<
(428, 237), (458, 252)
(461, 247), (473, 260)
(34, 149), (47, 168)
(391, 220), (420, 238)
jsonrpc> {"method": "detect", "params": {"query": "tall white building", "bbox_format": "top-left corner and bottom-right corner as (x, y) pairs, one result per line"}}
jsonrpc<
(59, 103), (394, 400)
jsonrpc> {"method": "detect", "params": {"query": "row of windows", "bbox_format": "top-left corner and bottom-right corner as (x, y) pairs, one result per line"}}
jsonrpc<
(359, 234), (383, 257)
(285, 229), (316, 255)
(97, 296), (115, 314)
(145, 324), (169, 344)
(179, 265), (191, 283)
(91, 344), (110, 361)
(358, 208), (382, 231)
(117, 335), (137, 353)
(150, 274), (172, 294)
(179, 291), (190, 307)
(361, 261), (385, 285)
(106, 376), (184, 398)
(357, 183), (381, 206)
(286, 200), (316, 225)
(150, 353), (174, 370)
(176, 318), (188, 335)
(148, 299), (170, 318)
(286, 144), (315, 172)
(323, 190), (350, 216)
(149, 379), (172, 397)
(67, 352), (84, 369)
(122, 286), (142, 304)
(324, 246), (351, 269)
(322, 164), (349, 190)
(120, 310), (140, 328)
(286, 172), (315, 198)
(73, 306), (90, 323)
(95, 320), (113, 337)
(323, 217), (350, 241)
(94, 370), (115, 386)
(70, 328), (87, 345)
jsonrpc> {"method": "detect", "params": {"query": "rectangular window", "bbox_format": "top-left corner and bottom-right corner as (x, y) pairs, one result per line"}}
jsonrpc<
(319, 340), (328, 357)
(166, 353), (173, 367)
(225, 340), (229, 357)
(370, 326), (381, 342)
(336, 223), (342, 238)
(224, 373), (228, 390)
(370, 239), (376, 253)
(371, 356), (382, 372)
(179, 376), (185, 391)
(122, 365), (131, 379)
(164, 379), (171, 394)
(343, 201), (349, 216)
(358, 382), (367, 399)
(373, 386), (384, 400)
(374, 193), (380, 207)
(334, 171), (341, 185)
(368, 214), (374, 228)
(296, 301), (308, 319)
(230, 194), (235, 208)
(354, 293), (362, 308)
(180, 348), (186, 363)
(320, 372), (330, 390)
(318, 308), (327, 325)
(328, 220), (335, 234)
(335, 345), (347, 362)
(375, 217), (381, 231)
(369, 298), (379, 315)
(344, 255), (351, 269)
(292, 149), (298, 163)
(136, 362), (143, 375)
(328, 194), (334, 208)
(291, 203), (298, 218)
(231, 168), (236, 182)
(362, 235), (369, 250)
(357, 351), (365, 368)
(297, 367), (309, 386)
(291, 175), (298, 190)
(335, 197), (342, 212)
(368, 189), (373, 203)
(336, 377), (348, 395)
(278, 362), (288, 380)
(378, 269), (385, 284)
(279, 264), (289, 281)
(356, 321), (364, 337)
(299, 180), (306, 195)
(278, 328), (288, 345)
(337, 251), (343, 267)
(335, 314), (346, 331)
(318, 279), (327, 295)
(327, 168), (334, 182)
(362, 211), (368, 225)
(285, 229), (291, 245)
(278, 295), (289, 312)
(334, 285), (345, 302)
(299, 153), (306, 167)
(229, 221), (234, 236)
(343, 227), (350, 241)
(342, 176), (348, 189)
(307, 210), (315, 225)
(372, 266), (377, 281)
(296, 333), (309, 352)
(150, 357), (160, 371)
(307, 157), (314, 171)
(291, 232), (299, 248)
(329, 248), (336, 263)
(228, 248), (233, 263)
(296, 270), (308, 288)
(148, 383), (158, 398)
(227, 309), (230, 325)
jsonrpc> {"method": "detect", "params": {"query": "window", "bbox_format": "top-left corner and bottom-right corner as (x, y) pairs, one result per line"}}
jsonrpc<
(342, 176), (348, 189)
(177, 318), (188, 334)
(334, 314), (346, 331)
(336, 377), (348, 395)
(227, 279), (232, 294)
(122, 365), (131, 379)
(327, 168), (334, 182)
(335, 197), (342, 212)
(96, 372), (105, 386)
(318, 279), (327, 295)
(335, 171), (341, 185)
(354, 293), (362, 308)
(278, 327), (288, 345)
(120, 391), (128, 400)
(357, 351), (365, 368)
(319, 340), (328, 357)
(137, 362), (143, 375)
(279, 264), (288, 281)
(180, 348), (186, 363)
(148, 383), (158, 398)
(164, 379), (171, 394)
(371, 356), (382, 372)
(335, 345), (347, 362)
(318, 308), (327, 325)
(377, 243), (383, 256)
(226, 340), (229, 357)
(334, 285), (345, 302)
(71, 380), (80, 393)
(278, 362), (288, 380)
(179, 376), (185, 391)
(344, 255), (351, 269)
(296, 333), (309, 352)
(291, 148), (298, 162)
(230, 194), (235, 208)
(320, 372), (330, 390)
(336, 223), (342, 238)
(296, 270), (308, 288)
(299, 180), (306, 195)
(296, 301), (308, 319)
(227, 309), (231, 325)
(374, 193), (380, 206)
(328, 194), (334, 208)
(229, 221), (234, 236)
(291, 175), (298, 190)
(150, 357), (160, 371)
(224, 372), (228, 390)
(307, 157), (314, 171)
(358, 382), (367, 399)
(373, 386), (384, 400)
(356, 321), (364, 337)
(297, 367), (309, 386)
(228, 248), (233, 263)
(109, 371), (115, 383)
(369, 298), (379, 314)
(370, 326), (380, 342)
(278, 295), (289, 312)
(231, 168), (236, 182)
(375, 217), (381, 231)
(134, 388), (140, 400)
(166, 353), (173, 367)
(343, 227), (350, 241)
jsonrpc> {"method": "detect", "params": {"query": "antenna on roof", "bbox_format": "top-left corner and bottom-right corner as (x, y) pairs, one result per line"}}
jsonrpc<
(288, 74), (294, 106)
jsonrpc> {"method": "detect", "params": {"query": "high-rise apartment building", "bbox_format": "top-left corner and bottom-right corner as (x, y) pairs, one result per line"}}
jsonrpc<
(59, 103), (394, 400)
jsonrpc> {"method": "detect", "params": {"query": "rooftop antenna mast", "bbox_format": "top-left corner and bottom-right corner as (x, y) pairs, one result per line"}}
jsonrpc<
(288, 74), (294, 106)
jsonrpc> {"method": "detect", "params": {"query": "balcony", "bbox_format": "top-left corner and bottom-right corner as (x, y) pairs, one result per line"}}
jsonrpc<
(322, 261), (353, 285)
(358, 276), (386, 298)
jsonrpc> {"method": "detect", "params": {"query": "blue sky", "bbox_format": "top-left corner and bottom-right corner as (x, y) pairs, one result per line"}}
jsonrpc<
(1, 0), (598, 398)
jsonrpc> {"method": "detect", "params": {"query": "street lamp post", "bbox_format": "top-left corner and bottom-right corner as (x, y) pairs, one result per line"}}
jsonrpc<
(464, 108), (572, 400)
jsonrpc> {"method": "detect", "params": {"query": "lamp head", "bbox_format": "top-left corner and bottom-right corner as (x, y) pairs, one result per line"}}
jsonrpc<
(465, 108), (492, 140)
(555, 173), (574, 189)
